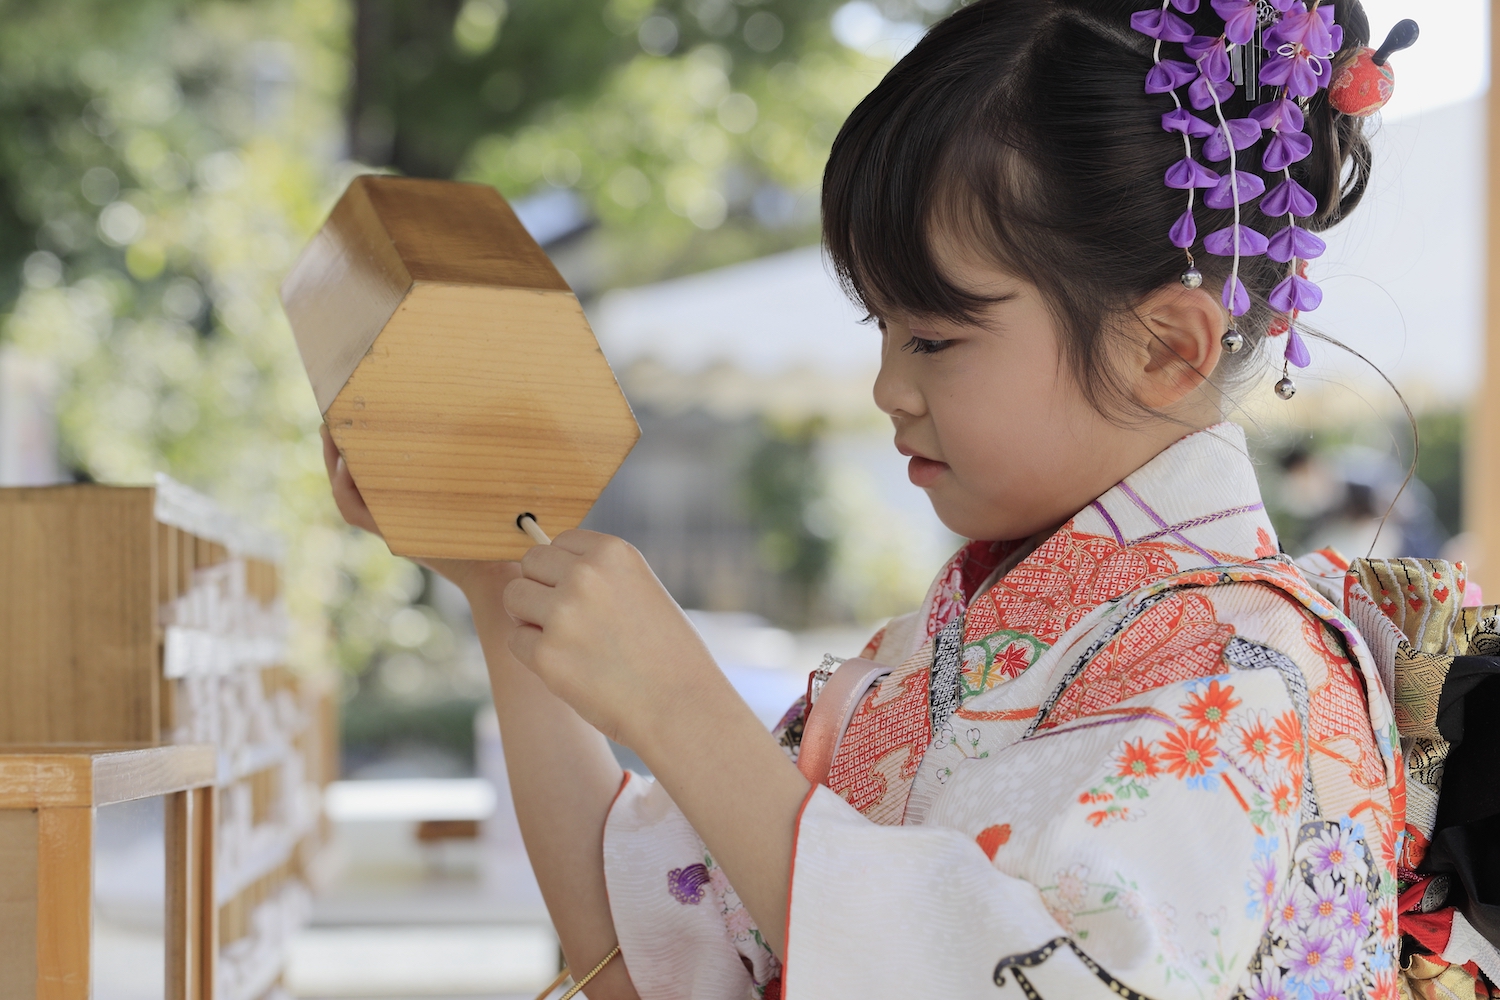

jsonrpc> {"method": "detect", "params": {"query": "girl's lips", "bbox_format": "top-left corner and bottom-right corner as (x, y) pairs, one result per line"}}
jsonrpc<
(908, 455), (948, 487)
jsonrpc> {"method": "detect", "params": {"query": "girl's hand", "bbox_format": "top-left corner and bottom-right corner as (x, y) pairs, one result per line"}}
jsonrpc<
(502, 530), (725, 747)
(320, 424), (519, 598)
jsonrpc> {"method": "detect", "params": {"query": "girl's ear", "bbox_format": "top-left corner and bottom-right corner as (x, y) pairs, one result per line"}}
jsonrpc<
(1131, 283), (1226, 410)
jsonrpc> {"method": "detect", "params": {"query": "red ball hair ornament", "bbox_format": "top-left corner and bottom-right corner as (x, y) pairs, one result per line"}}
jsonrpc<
(1330, 19), (1419, 118)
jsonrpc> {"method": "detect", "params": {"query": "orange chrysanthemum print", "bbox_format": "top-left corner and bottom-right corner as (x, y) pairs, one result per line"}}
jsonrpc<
(1182, 680), (1241, 733)
(1158, 726), (1218, 780)
(1269, 782), (1297, 816)
(1274, 710), (1304, 766)
(1238, 718), (1273, 763)
(1115, 738), (1161, 780)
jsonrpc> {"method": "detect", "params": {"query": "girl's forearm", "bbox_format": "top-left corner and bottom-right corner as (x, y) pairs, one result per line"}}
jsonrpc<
(628, 668), (811, 958)
(469, 582), (640, 1000)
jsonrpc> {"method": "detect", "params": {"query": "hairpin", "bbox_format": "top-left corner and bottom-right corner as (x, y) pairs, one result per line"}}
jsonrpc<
(1329, 19), (1419, 117)
(1135, 3), (1419, 400)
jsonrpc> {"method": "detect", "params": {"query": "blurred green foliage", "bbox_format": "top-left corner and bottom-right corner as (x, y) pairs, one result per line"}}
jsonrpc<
(0, 0), (949, 717)
(744, 418), (836, 626)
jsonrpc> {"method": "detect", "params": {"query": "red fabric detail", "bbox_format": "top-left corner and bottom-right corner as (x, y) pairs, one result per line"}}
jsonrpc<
(825, 667), (931, 818)
(976, 824), (1011, 860)
(761, 976), (782, 1000)
(857, 627), (886, 661)
(1401, 908), (1456, 957)
(1300, 612), (1387, 790)
(1039, 592), (1236, 729)
(1255, 527), (1278, 559)
(963, 528), (1183, 650)
(1329, 50), (1395, 117)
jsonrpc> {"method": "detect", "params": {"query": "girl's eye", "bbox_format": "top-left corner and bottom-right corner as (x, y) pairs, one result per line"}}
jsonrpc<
(902, 335), (952, 355)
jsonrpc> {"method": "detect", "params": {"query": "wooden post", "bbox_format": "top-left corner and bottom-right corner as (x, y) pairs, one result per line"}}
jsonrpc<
(1473, 0), (1500, 591)
(35, 807), (91, 1000)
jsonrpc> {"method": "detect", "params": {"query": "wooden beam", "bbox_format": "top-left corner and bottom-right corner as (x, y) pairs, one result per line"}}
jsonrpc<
(1472, 0), (1500, 591)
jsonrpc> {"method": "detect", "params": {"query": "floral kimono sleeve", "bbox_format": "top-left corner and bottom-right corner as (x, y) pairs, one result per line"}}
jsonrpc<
(783, 664), (1309, 999)
(603, 773), (780, 1000)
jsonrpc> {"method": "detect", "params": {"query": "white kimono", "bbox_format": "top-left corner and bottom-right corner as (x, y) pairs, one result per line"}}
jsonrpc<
(601, 424), (1403, 1000)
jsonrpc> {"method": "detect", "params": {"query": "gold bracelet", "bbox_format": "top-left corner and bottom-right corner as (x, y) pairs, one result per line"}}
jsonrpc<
(537, 944), (622, 1000)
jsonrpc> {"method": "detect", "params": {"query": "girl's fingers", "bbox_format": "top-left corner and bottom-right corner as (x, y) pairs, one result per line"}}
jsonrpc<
(518, 542), (577, 587)
(320, 423), (340, 477)
(506, 622), (543, 667)
(320, 425), (381, 536)
(549, 528), (608, 556)
(503, 576), (557, 627)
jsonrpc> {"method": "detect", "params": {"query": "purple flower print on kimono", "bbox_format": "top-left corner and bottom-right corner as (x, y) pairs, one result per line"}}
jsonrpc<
(667, 862), (710, 904)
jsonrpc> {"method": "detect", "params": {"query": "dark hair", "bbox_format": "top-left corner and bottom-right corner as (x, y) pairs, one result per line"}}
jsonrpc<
(822, 0), (1374, 415)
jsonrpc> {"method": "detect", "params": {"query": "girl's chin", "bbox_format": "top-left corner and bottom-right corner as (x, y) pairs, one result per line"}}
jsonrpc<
(908, 455), (949, 488)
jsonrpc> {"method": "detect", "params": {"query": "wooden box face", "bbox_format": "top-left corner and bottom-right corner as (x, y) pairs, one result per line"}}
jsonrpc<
(281, 176), (640, 561)
(0, 487), (158, 744)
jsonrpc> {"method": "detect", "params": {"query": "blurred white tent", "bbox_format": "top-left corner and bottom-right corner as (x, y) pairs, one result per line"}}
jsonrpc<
(589, 93), (1488, 408)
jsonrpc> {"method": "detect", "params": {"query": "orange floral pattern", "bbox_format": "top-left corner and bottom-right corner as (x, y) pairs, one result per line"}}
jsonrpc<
(1039, 591), (1237, 729)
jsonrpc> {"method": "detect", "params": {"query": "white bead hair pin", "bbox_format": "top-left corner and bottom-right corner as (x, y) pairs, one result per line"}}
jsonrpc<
(516, 513), (551, 546)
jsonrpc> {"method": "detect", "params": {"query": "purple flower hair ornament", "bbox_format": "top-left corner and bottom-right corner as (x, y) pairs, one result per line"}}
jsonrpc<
(1209, 0), (1260, 46)
(1132, 9), (1196, 42)
(1202, 117), (1263, 161)
(1285, 329), (1311, 368)
(1162, 108), (1217, 137)
(1146, 59), (1200, 93)
(1261, 177), (1317, 218)
(1165, 158), (1220, 189)
(1205, 224), (1270, 257)
(1270, 272), (1324, 313)
(1249, 96), (1305, 132)
(1170, 210), (1198, 249)
(1204, 170), (1264, 210)
(1267, 225), (1326, 263)
(1262, 129), (1314, 171)
(1188, 74), (1236, 110)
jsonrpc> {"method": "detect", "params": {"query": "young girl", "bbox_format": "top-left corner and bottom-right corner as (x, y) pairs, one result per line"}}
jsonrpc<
(325, 1), (1407, 996)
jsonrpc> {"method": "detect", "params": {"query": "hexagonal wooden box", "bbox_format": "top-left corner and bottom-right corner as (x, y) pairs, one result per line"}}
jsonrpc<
(280, 176), (639, 560)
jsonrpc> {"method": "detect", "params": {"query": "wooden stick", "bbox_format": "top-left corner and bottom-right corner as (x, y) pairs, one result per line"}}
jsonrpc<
(517, 513), (551, 546)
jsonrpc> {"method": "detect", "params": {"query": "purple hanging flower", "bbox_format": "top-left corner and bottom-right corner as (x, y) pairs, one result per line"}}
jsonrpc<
(1162, 109), (1217, 137)
(1131, 9), (1195, 42)
(1285, 329), (1311, 368)
(1261, 177), (1318, 217)
(1203, 117), (1265, 161)
(1259, 49), (1330, 97)
(1170, 209), (1198, 248)
(1190, 40), (1232, 83)
(1205, 224), (1270, 257)
(1188, 75), (1237, 110)
(1183, 35), (1221, 59)
(1269, 273), (1323, 312)
(1205, 171), (1266, 209)
(1223, 275), (1251, 316)
(1267, 224), (1326, 262)
(1266, 4), (1339, 57)
(667, 864), (710, 904)
(1146, 59), (1200, 94)
(1262, 129), (1314, 170)
(1249, 97), (1305, 133)
(1170, 0), (1200, 12)
(1208, 0), (1260, 45)
(1165, 158), (1220, 189)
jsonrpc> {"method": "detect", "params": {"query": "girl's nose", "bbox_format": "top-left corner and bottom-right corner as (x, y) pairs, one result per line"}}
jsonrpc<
(873, 347), (926, 420)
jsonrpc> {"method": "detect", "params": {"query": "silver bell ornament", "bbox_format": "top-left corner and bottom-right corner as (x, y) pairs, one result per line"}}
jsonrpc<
(1180, 267), (1204, 290)
(1274, 376), (1297, 400)
(1221, 329), (1244, 353)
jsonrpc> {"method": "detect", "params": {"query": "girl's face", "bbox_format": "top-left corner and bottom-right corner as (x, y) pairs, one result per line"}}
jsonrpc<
(872, 247), (1225, 543)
